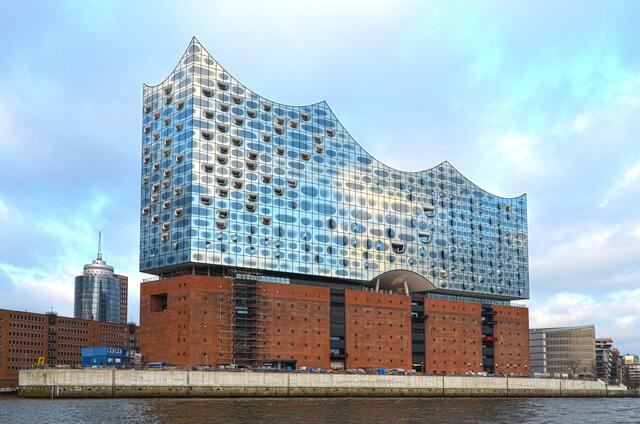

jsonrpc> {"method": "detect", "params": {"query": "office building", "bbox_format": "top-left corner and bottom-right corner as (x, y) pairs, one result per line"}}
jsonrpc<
(595, 337), (613, 383)
(623, 358), (640, 389)
(0, 308), (139, 388)
(529, 325), (596, 377)
(611, 347), (623, 385)
(139, 38), (530, 375)
(74, 233), (128, 323)
(115, 274), (129, 324)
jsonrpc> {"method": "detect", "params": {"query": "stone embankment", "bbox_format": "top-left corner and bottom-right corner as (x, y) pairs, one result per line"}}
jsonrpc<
(18, 369), (636, 398)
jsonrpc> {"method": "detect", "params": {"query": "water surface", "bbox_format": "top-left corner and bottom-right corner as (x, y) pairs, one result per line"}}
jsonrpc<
(1, 396), (638, 423)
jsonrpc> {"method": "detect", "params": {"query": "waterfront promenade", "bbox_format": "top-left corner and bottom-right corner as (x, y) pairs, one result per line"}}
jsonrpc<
(19, 369), (636, 398)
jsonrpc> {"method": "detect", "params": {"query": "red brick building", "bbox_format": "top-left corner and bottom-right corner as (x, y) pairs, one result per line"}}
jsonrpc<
(492, 305), (530, 376)
(0, 309), (139, 388)
(344, 290), (412, 370)
(115, 274), (129, 324)
(424, 298), (483, 374)
(139, 274), (529, 375)
(141, 275), (331, 369)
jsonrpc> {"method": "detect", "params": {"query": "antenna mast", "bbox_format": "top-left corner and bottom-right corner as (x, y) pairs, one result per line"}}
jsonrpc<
(97, 231), (102, 260)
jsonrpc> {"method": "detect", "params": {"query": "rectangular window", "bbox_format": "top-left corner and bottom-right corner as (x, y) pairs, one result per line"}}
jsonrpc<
(150, 293), (168, 312)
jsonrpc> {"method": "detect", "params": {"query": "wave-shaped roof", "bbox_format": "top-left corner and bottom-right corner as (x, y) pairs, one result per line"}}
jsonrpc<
(145, 37), (525, 201)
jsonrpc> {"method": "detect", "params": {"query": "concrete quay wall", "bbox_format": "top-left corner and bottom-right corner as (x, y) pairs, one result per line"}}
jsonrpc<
(18, 370), (636, 398)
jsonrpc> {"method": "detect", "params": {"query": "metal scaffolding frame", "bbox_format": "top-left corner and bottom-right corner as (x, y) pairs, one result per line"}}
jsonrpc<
(217, 274), (272, 367)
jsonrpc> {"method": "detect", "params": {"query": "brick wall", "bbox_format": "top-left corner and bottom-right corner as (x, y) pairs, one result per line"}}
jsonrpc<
(140, 276), (331, 369)
(0, 309), (135, 387)
(261, 283), (330, 369)
(344, 290), (412, 370)
(140, 275), (231, 366)
(424, 298), (482, 374)
(493, 305), (530, 376)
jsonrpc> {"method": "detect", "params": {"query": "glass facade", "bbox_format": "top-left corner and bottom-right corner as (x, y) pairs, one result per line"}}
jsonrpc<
(140, 38), (529, 301)
(74, 235), (126, 324)
(74, 274), (122, 323)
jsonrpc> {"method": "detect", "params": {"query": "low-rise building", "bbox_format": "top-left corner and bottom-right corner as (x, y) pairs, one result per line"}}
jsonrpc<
(623, 354), (640, 389)
(0, 308), (139, 388)
(81, 346), (136, 368)
(624, 363), (640, 389)
(529, 325), (596, 378)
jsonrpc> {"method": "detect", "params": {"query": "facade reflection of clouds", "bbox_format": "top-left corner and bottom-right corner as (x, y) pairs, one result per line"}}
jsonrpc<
(140, 39), (529, 302)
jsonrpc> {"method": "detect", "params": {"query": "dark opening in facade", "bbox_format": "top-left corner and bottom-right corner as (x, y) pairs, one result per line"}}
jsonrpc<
(150, 293), (168, 312)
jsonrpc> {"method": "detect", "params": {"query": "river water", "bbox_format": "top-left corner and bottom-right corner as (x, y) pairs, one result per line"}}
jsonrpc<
(1, 396), (639, 423)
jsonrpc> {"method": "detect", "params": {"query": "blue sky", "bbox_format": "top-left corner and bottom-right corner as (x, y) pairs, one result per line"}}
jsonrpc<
(1, 0), (639, 354)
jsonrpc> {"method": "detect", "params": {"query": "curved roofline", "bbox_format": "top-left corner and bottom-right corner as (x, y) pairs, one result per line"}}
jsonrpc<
(143, 37), (198, 90)
(372, 269), (438, 294)
(145, 37), (526, 201)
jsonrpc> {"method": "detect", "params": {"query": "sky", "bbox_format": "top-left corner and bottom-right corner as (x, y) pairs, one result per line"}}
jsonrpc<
(0, 0), (639, 354)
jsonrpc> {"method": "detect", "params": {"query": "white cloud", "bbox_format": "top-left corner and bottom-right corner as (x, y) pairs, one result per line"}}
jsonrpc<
(546, 226), (617, 256)
(0, 98), (9, 137)
(599, 158), (640, 207)
(0, 262), (76, 312)
(530, 292), (595, 328)
(530, 222), (640, 295)
(572, 114), (590, 133)
(498, 133), (538, 172)
(0, 197), (10, 217)
(616, 316), (636, 328)
(0, 192), (112, 317)
(530, 289), (640, 352)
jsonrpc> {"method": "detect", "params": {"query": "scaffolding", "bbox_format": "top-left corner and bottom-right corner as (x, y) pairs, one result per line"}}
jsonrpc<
(217, 274), (272, 367)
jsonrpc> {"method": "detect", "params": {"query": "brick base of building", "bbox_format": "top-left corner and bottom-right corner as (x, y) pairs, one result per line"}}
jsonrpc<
(139, 275), (529, 375)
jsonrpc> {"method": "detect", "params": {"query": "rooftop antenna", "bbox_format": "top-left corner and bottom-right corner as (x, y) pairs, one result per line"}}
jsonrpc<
(97, 231), (103, 260)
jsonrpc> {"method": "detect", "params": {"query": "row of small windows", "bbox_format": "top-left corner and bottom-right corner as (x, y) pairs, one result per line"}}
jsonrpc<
(58, 327), (88, 335)
(274, 342), (322, 348)
(100, 324), (129, 331)
(7, 348), (45, 355)
(57, 319), (89, 327)
(429, 349), (478, 355)
(7, 314), (45, 322)
(431, 337), (478, 343)
(57, 351), (82, 356)
(6, 365), (36, 371)
(351, 358), (400, 364)
(8, 339), (45, 346)
(353, 345), (406, 353)
(58, 336), (89, 343)
(352, 321), (405, 329)
(429, 361), (479, 367)
(7, 323), (45, 330)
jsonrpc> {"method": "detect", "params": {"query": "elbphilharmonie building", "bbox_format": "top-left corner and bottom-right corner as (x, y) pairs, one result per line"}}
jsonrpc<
(140, 38), (531, 375)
